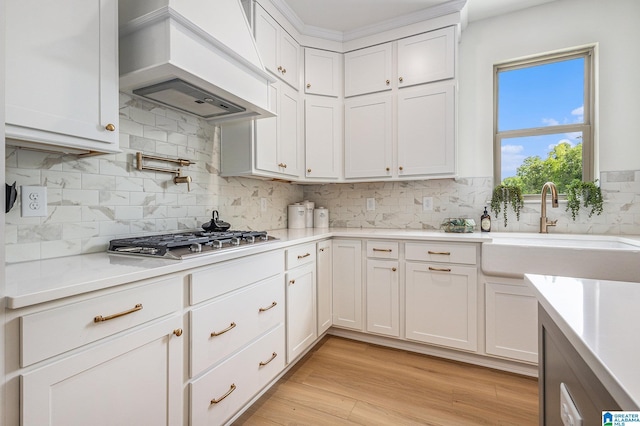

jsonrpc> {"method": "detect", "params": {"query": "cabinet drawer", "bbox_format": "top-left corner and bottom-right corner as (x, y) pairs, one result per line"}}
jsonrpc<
(405, 242), (477, 265)
(190, 324), (285, 426)
(20, 275), (182, 367)
(286, 242), (316, 269)
(366, 241), (399, 259)
(190, 275), (284, 377)
(190, 250), (283, 305)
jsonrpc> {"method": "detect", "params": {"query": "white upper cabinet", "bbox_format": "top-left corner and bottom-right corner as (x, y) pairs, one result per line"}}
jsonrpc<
(344, 94), (393, 179)
(5, 0), (119, 154)
(255, 4), (300, 90)
(397, 26), (455, 88)
(304, 48), (342, 97)
(397, 83), (455, 177)
(305, 96), (342, 179)
(344, 43), (393, 97)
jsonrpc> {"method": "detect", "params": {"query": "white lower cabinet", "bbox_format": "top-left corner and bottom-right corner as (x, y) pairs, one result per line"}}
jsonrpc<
(366, 259), (400, 337)
(317, 240), (333, 335)
(332, 239), (363, 330)
(405, 262), (478, 352)
(485, 281), (538, 363)
(21, 315), (183, 426)
(286, 262), (317, 362)
(190, 324), (285, 426)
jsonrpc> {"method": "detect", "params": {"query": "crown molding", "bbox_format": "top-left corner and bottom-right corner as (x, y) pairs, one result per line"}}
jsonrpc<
(267, 0), (466, 43)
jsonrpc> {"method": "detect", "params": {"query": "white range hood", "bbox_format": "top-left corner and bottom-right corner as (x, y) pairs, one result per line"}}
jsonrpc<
(118, 0), (276, 122)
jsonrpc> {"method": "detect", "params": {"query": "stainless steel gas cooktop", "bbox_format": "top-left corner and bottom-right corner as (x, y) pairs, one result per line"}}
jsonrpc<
(107, 230), (277, 260)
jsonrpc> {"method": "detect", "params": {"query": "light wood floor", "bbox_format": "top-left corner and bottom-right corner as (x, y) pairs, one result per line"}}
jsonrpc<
(234, 336), (538, 425)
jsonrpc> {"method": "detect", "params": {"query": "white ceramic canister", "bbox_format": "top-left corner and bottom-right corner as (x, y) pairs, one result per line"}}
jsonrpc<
(288, 203), (306, 229)
(314, 207), (329, 228)
(302, 200), (314, 227)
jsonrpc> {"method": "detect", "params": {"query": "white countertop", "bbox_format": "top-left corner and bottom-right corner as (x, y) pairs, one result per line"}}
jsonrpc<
(525, 274), (640, 410)
(5, 228), (490, 309)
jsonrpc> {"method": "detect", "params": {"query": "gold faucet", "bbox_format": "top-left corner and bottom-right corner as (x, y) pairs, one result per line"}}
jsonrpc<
(540, 181), (558, 233)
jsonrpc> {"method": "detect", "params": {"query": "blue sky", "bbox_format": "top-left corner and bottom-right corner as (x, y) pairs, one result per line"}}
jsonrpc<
(498, 57), (584, 180)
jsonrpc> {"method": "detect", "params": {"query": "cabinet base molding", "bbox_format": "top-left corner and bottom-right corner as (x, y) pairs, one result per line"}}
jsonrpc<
(328, 328), (538, 378)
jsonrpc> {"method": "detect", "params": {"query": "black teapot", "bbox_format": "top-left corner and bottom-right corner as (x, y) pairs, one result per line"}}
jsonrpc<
(202, 210), (231, 232)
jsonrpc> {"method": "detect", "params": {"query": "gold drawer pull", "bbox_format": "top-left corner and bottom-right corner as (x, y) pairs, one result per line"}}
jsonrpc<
(210, 384), (236, 404)
(105, 123), (116, 132)
(373, 248), (392, 252)
(259, 301), (278, 312)
(259, 352), (278, 367)
(429, 266), (451, 272)
(297, 253), (311, 259)
(94, 303), (142, 323)
(428, 251), (451, 255)
(173, 328), (183, 337)
(211, 322), (236, 337)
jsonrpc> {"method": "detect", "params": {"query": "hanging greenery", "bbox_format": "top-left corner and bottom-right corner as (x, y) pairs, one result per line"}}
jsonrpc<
(566, 180), (604, 220)
(490, 184), (524, 227)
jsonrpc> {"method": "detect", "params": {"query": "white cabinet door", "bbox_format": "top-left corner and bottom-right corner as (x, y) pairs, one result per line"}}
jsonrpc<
(254, 81), (301, 178)
(344, 43), (392, 97)
(5, 0), (119, 154)
(486, 282), (538, 363)
(344, 94), (393, 179)
(332, 240), (363, 330)
(286, 263), (317, 362)
(304, 48), (341, 97)
(397, 26), (455, 88)
(278, 83), (302, 177)
(305, 96), (342, 179)
(366, 259), (400, 337)
(254, 4), (299, 90)
(317, 240), (333, 335)
(397, 83), (455, 177)
(405, 262), (477, 351)
(21, 315), (183, 426)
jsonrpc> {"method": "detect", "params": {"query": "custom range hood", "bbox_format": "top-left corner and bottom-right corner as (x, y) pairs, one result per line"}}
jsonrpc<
(118, 0), (276, 122)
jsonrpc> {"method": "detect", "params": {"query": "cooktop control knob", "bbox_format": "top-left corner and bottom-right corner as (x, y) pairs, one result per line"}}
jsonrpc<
(189, 243), (202, 253)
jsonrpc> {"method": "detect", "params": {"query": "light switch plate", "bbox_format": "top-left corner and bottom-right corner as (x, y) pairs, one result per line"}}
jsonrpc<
(21, 186), (48, 217)
(423, 196), (433, 211)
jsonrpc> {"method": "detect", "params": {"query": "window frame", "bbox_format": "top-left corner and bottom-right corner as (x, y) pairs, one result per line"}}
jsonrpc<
(493, 47), (595, 195)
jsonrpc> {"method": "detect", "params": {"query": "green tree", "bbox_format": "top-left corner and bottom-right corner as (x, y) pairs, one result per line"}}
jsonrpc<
(505, 142), (582, 194)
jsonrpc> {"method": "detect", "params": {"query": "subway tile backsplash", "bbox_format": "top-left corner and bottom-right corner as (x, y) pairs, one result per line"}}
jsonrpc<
(5, 94), (640, 262)
(5, 94), (303, 263)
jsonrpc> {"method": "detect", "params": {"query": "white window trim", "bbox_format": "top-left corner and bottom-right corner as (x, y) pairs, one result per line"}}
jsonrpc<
(493, 47), (595, 194)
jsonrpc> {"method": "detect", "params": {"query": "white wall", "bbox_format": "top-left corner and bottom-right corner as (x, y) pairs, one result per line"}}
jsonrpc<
(457, 0), (640, 177)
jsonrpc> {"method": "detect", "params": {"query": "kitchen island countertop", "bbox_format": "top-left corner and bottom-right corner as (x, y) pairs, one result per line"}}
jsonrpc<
(5, 228), (490, 309)
(526, 273), (640, 410)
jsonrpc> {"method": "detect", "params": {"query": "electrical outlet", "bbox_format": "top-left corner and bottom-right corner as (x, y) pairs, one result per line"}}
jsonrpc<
(21, 186), (48, 217)
(366, 198), (375, 211)
(260, 198), (267, 212)
(423, 196), (433, 211)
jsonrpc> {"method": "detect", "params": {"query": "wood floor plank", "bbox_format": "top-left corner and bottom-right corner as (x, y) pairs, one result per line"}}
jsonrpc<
(233, 336), (538, 425)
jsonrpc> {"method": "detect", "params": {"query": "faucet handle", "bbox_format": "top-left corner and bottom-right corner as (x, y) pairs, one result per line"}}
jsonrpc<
(173, 169), (192, 191)
(548, 219), (558, 226)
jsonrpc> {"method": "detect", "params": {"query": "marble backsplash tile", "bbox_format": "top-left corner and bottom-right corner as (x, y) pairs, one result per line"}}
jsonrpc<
(5, 94), (303, 263)
(5, 94), (640, 262)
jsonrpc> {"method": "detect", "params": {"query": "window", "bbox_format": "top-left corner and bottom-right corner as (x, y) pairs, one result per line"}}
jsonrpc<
(494, 48), (594, 195)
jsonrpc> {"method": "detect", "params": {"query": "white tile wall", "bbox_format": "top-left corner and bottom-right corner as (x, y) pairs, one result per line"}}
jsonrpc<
(5, 94), (640, 263)
(5, 94), (303, 263)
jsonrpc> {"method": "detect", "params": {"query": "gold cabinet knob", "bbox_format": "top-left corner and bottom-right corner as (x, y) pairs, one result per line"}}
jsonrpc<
(392, 267), (397, 272)
(105, 123), (116, 131)
(277, 66), (283, 72)
(173, 328), (183, 337)
(386, 167), (390, 172)
(307, 168), (311, 173)
(399, 77), (404, 83)
(386, 79), (390, 85)
(399, 166), (404, 171)
(306, 83), (311, 88)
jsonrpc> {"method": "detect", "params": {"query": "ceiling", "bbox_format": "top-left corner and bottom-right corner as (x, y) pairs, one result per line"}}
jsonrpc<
(282, 0), (556, 33)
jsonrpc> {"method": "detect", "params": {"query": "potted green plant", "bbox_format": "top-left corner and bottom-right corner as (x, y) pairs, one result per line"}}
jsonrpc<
(490, 184), (524, 227)
(565, 179), (603, 220)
